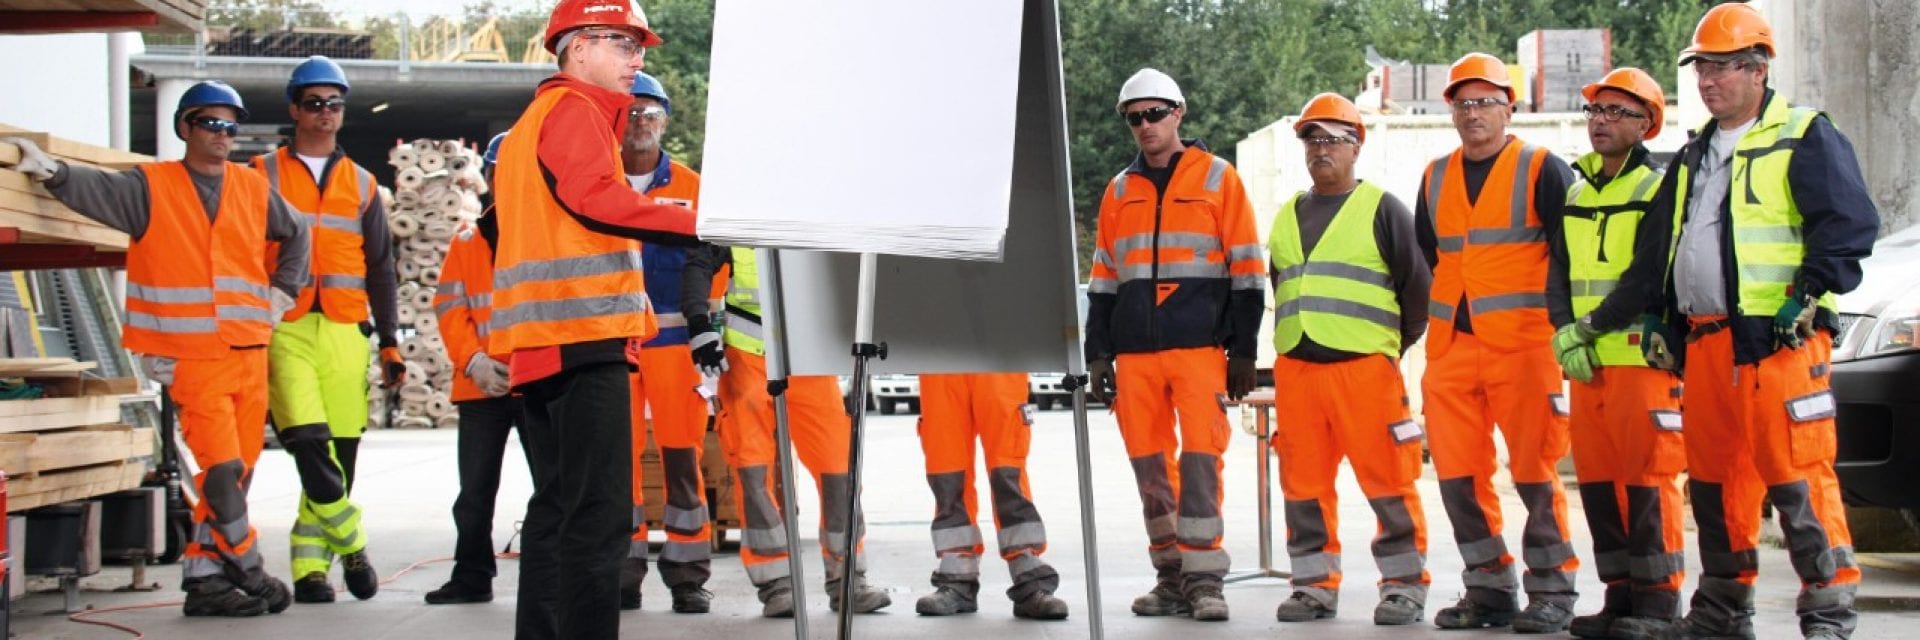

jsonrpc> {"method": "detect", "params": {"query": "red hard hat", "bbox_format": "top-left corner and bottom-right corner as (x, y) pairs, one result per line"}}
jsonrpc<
(543, 0), (664, 54)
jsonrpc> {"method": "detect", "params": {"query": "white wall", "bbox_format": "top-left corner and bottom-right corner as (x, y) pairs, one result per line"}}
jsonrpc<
(0, 34), (113, 147)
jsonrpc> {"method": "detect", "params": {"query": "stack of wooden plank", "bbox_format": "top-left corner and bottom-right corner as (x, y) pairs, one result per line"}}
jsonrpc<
(0, 358), (152, 512)
(0, 125), (149, 253)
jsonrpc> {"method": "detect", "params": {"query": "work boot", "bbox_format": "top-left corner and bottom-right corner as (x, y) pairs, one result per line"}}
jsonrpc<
(341, 550), (378, 600)
(620, 584), (642, 610)
(1012, 590), (1069, 620)
(827, 576), (893, 614)
(183, 585), (268, 617)
(759, 578), (796, 618)
(1609, 616), (1677, 640)
(293, 572), (335, 604)
(1373, 594), (1424, 625)
(1512, 599), (1576, 633)
(1188, 586), (1230, 621)
(1275, 591), (1335, 622)
(1803, 625), (1845, 640)
(1571, 610), (1625, 638)
(424, 580), (493, 605)
(916, 586), (978, 616)
(244, 576), (292, 614)
(1433, 596), (1516, 629)
(670, 585), (713, 614)
(1130, 582), (1190, 617)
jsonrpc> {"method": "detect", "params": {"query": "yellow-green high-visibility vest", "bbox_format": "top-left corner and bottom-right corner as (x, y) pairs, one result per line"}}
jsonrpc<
(722, 246), (765, 355)
(1562, 153), (1665, 366)
(1267, 182), (1400, 357)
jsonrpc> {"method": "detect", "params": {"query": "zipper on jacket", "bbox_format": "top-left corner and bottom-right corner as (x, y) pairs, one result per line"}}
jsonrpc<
(1150, 187), (1165, 347)
(1595, 212), (1611, 263)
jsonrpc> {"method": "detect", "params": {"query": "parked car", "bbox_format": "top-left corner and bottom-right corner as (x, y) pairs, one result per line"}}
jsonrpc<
(870, 373), (920, 415)
(1832, 224), (1920, 523)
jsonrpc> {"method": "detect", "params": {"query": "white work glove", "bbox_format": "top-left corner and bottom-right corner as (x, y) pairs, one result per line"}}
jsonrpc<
(689, 331), (728, 377)
(140, 354), (177, 385)
(466, 351), (512, 397)
(269, 288), (296, 324)
(4, 136), (59, 183)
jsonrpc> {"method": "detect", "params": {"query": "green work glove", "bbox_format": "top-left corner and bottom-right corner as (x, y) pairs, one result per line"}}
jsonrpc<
(1773, 286), (1817, 350)
(1551, 316), (1601, 358)
(1558, 343), (1597, 383)
(1640, 313), (1679, 371)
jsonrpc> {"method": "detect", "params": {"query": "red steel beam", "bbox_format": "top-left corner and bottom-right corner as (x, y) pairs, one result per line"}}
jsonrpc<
(0, 12), (160, 33)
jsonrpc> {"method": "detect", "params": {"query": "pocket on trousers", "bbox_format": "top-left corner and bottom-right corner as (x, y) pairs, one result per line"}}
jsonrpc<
(1388, 419), (1425, 445)
(1549, 392), (1571, 417)
(1648, 410), (1686, 475)
(1785, 389), (1838, 468)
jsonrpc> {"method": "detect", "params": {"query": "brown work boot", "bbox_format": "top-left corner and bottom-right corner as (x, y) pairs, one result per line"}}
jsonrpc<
(1188, 586), (1230, 621)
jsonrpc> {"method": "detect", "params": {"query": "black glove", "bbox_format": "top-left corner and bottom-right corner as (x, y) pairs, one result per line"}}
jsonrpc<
(1087, 358), (1117, 404)
(687, 313), (727, 376)
(1227, 355), (1257, 401)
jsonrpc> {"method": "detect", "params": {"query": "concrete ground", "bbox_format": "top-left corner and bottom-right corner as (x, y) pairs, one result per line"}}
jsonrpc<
(15, 406), (1920, 639)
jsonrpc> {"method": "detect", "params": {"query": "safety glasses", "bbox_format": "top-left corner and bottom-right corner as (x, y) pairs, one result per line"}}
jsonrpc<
(581, 32), (645, 60)
(188, 116), (240, 137)
(299, 97), (346, 114)
(1123, 105), (1174, 127)
(629, 105), (668, 122)
(1581, 103), (1647, 122)
(1301, 136), (1356, 147)
(1450, 97), (1510, 114)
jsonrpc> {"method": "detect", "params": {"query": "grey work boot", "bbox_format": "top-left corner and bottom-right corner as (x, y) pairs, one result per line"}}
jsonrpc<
(1803, 624), (1845, 640)
(182, 581), (268, 618)
(1513, 598), (1576, 633)
(758, 578), (795, 618)
(1130, 582), (1190, 617)
(1571, 610), (1625, 638)
(1434, 596), (1517, 630)
(827, 576), (893, 614)
(1013, 590), (1070, 620)
(1189, 586), (1230, 621)
(1275, 591), (1335, 622)
(916, 585), (978, 616)
(1373, 594), (1424, 626)
(1609, 615), (1678, 640)
(244, 576), (292, 614)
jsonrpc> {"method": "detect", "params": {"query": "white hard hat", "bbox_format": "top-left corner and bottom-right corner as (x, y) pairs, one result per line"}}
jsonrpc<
(1116, 68), (1184, 114)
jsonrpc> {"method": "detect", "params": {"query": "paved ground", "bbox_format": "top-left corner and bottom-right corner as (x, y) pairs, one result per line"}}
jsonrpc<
(15, 406), (1920, 638)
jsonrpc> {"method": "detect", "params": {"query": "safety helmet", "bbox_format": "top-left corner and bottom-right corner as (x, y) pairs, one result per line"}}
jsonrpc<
(286, 55), (350, 100)
(1681, 2), (1774, 64)
(630, 71), (670, 114)
(1116, 68), (1184, 114)
(1581, 67), (1667, 139)
(175, 80), (248, 140)
(543, 0), (664, 55)
(1292, 92), (1366, 143)
(1443, 52), (1514, 103)
(483, 132), (508, 167)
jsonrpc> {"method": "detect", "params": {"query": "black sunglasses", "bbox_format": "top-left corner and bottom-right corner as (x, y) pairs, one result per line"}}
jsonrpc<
(1123, 106), (1175, 127)
(188, 116), (240, 137)
(300, 97), (346, 113)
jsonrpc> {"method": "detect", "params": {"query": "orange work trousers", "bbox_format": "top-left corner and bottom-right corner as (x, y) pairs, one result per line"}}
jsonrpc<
(715, 346), (865, 590)
(1115, 346), (1231, 592)
(1422, 331), (1577, 608)
(917, 372), (1059, 602)
(624, 344), (712, 590)
(1569, 366), (1686, 620)
(173, 348), (275, 593)
(1271, 354), (1429, 609)
(1682, 323), (1856, 635)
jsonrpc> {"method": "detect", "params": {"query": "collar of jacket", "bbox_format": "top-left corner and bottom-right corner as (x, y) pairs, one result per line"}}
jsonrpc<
(1573, 144), (1657, 188)
(640, 150), (675, 192)
(1124, 137), (1209, 175)
(537, 73), (637, 135)
(1685, 88), (1784, 160)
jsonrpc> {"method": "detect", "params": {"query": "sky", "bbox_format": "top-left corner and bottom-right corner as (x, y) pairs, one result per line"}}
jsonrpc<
(286, 0), (547, 23)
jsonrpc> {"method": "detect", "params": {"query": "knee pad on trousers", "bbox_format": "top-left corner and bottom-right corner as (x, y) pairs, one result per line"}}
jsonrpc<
(280, 423), (347, 504)
(201, 460), (250, 523)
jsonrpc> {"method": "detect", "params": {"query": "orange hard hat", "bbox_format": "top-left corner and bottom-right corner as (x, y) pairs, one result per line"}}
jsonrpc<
(1292, 92), (1366, 143)
(1581, 67), (1667, 139)
(1444, 52), (1514, 102)
(1681, 2), (1774, 62)
(544, 0), (664, 55)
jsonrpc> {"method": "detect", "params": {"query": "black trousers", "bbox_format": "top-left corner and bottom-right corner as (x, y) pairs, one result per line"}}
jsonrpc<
(514, 363), (633, 640)
(449, 395), (529, 587)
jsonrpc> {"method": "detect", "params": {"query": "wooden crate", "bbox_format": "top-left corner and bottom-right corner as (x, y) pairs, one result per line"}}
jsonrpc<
(636, 423), (739, 551)
(1, 359), (151, 512)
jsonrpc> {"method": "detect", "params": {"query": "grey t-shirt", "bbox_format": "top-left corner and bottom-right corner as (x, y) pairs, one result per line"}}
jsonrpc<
(1674, 119), (1755, 315)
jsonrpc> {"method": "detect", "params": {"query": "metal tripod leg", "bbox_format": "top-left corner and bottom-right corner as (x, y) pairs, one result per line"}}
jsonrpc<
(1224, 402), (1288, 583)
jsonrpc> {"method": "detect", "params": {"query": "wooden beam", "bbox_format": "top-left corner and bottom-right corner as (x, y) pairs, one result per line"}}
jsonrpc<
(0, 11), (161, 34)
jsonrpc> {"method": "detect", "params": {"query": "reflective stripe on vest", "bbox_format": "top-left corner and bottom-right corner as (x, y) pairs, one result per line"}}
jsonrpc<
(723, 246), (765, 355)
(1268, 182), (1399, 357)
(1563, 155), (1666, 366)
(256, 149), (377, 323)
(122, 161), (275, 357)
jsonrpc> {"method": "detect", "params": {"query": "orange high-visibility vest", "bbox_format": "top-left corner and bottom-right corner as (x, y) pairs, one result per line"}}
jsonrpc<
(1424, 138), (1552, 358)
(123, 162), (276, 359)
(436, 221), (497, 402)
(251, 147), (378, 323)
(488, 86), (655, 355)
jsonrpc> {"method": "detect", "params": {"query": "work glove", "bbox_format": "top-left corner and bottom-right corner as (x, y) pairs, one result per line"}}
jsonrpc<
(3, 137), (58, 182)
(1640, 313), (1679, 371)
(1226, 355), (1258, 401)
(1558, 343), (1598, 384)
(1773, 285), (1818, 350)
(465, 351), (511, 397)
(380, 346), (406, 389)
(689, 331), (728, 377)
(140, 354), (176, 385)
(269, 288), (296, 324)
(1551, 316), (1601, 357)
(1087, 358), (1117, 404)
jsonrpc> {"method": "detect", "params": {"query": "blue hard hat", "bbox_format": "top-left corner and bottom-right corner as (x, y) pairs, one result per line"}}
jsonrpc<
(176, 80), (247, 139)
(630, 72), (670, 115)
(483, 132), (508, 167)
(287, 55), (350, 100)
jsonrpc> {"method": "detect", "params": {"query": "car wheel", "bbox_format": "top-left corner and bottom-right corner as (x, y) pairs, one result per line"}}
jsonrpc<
(1036, 397), (1054, 411)
(880, 400), (896, 415)
(906, 399), (921, 414)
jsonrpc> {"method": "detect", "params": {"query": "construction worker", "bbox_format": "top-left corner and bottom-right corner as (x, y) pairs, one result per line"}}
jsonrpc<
(1085, 67), (1265, 622)
(1264, 93), (1432, 626)
(1414, 52), (1580, 632)
(491, 2), (699, 637)
(424, 132), (526, 606)
(251, 54), (393, 604)
(1545, 68), (1687, 640)
(5, 81), (304, 616)
(678, 245), (894, 618)
(1596, 5), (1878, 638)
(911, 372), (1070, 620)
(617, 71), (715, 614)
